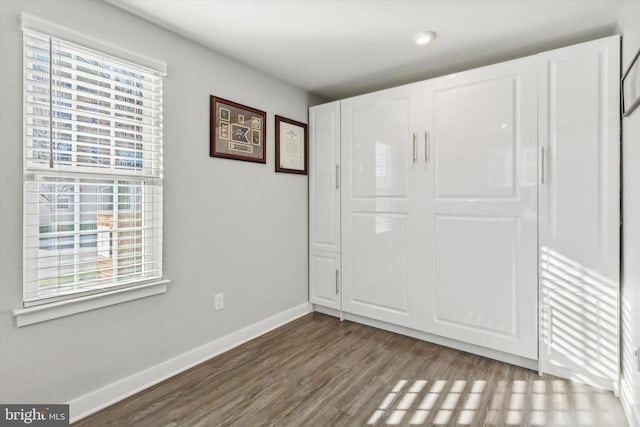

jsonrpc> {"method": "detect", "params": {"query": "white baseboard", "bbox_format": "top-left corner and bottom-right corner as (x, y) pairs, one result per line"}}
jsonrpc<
(69, 302), (313, 423)
(313, 304), (538, 371)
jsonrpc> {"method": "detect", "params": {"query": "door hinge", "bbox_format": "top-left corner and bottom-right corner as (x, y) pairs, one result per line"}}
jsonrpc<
(335, 269), (340, 295)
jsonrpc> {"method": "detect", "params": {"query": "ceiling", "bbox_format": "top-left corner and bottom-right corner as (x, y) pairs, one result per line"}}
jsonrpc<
(107, 0), (623, 100)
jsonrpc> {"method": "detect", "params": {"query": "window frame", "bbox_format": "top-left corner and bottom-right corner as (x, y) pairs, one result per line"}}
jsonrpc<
(16, 13), (168, 324)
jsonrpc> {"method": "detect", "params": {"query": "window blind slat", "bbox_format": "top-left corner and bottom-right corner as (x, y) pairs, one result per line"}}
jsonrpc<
(24, 81), (164, 124)
(24, 92), (164, 123)
(25, 253), (163, 271)
(24, 114), (164, 140)
(48, 64), (163, 100)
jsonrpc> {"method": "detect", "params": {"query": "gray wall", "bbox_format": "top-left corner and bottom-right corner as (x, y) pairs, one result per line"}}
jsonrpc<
(0, 0), (314, 405)
(619, 2), (640, 425)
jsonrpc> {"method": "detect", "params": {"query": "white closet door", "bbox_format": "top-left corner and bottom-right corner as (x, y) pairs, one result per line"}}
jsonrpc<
(309, 102), (341, 253)
(309, 102), (341, 310)
(422, 57), (538, 358)
(538, 36), (620, 390)
(341, 84), (423, 329)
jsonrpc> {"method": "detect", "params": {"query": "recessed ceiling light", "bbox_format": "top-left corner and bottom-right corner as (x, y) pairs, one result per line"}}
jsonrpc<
(414, 31), (437, 46)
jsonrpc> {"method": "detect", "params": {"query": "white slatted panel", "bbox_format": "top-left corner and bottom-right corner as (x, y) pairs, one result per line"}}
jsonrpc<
(23, 30), (164, 305)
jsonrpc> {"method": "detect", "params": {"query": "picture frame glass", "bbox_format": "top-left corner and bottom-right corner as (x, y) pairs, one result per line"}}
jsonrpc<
(279, 121), (305, 171)
(210, 97), (266, 163)
(275, 115), (308, 175)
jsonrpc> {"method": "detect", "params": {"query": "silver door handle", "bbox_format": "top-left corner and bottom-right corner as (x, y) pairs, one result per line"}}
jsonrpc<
(412, 133), (417, 162)
(336, 164), (340, 189)
(425, 131), (430, 162)
(540, 146), (545, 184)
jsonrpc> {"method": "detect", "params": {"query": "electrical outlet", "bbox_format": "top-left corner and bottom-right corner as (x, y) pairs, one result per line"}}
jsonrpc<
(214, 293), (224, 311)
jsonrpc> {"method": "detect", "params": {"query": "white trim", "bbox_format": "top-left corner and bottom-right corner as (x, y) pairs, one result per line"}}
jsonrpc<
(12, 280), (170, 327)
(19, 12), (167, 75)
(313, 304), (538, 371)
(69, 302), (313, 423)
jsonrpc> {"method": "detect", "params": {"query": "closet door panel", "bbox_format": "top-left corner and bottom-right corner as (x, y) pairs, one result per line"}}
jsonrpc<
(351, 213), (409, 312)
(422, 57), (538, 358)
(341, 84), (422, 329)
(434, 77), (518, 198)
(538, 36), (620, 390)
(434, 216), (518, 336)
(310, 251), (340, 309)
(350, 102), (410, 198)
(309, 102), (340, 253)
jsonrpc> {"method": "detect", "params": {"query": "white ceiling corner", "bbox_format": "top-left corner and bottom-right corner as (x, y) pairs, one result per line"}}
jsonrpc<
(105, 0), (623, 100)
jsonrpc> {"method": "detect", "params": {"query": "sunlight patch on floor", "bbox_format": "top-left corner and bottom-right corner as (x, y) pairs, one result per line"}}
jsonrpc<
(366, 378), (620, 426)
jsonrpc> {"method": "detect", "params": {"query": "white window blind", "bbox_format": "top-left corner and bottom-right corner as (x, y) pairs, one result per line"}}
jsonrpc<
(23, 30), (164, 305)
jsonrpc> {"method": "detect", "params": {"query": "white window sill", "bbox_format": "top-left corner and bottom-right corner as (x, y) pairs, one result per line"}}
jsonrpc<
(12, 280), (170, 327)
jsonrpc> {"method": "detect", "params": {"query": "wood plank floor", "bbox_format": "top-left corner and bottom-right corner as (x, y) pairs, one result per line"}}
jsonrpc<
(74, 312), (627, 426)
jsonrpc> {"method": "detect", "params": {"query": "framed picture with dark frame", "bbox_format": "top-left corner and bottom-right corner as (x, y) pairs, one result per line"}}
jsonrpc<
(275, 115), (308, 175)
(210, 96), (267, 163)
(622, 48), (640, 117)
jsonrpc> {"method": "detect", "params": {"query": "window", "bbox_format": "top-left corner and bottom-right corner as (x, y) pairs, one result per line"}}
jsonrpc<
(23, 29), (164, 306)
